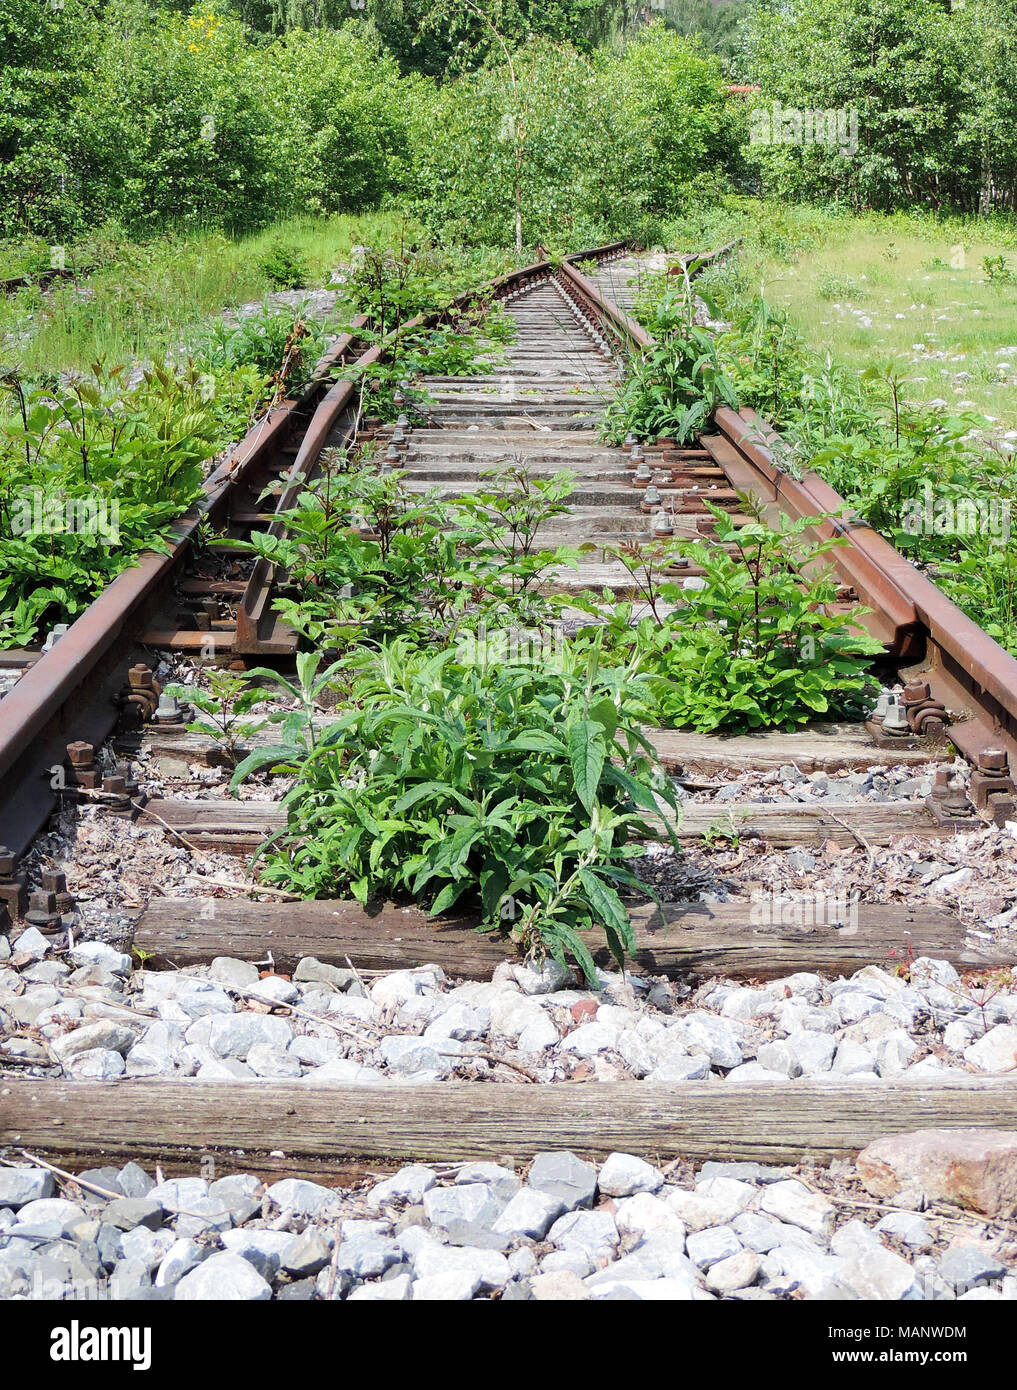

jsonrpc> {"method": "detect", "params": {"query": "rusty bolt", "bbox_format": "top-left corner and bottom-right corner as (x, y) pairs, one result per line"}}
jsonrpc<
(129, 663), (155, 690)
(977, 748), (1009, 774)
(39, 869), (66, 894)
(103, 774), (127, 795)
(0, 845), (16, 878)
(902, 680), (932, 703)
(66, 741), (95, 767)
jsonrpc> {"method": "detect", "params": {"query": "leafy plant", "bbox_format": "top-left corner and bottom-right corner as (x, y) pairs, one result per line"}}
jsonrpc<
(259, 240), (311, 290)
(164, 670), (267, 767)
(195, 305), (327, 402)
(229, 643), (681, 980)
(577, 505), (882, 732)
(0, 361), (217, 647)
(600, 286), (739, 444)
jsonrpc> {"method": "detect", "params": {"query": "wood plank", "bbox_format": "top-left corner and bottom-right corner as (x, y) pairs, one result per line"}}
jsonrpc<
(140, 796), (950, 852)
(4, 1077), (1017, 1169)
(133, 897), (1005, 982)
(648, 725), (946, 775)
(134, 720), (942, 777)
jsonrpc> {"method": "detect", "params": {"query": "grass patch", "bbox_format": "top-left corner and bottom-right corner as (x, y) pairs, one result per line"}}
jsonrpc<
(661, 197), (1017, 432)
(0, 212), (420, 378)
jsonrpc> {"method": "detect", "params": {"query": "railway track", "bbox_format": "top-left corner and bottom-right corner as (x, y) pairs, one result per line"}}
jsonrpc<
(3, 241), (1017, 1193)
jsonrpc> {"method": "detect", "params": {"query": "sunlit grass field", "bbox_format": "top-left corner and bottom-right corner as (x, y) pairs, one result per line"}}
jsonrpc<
(674, 201), (1017, 434)
(764, 229), (1017, 431)
(0, 211), (418, 376)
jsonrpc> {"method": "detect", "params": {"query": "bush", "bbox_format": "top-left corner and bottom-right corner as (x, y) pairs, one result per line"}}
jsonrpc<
(580, 510), (882, 733)
(231, 644), (680, 979)
(259, 241), (311, 290)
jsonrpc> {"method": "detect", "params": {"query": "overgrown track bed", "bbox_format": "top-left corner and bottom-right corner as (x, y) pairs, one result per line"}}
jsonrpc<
(3, 244), (1017, 1186)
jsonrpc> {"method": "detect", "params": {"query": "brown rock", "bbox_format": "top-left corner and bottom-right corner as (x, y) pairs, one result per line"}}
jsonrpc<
(857, 1128), (1017, 1218)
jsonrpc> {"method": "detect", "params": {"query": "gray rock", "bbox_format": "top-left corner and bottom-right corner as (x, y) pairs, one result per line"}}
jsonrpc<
(938, 1245), (1007, 1290)
(761, 1244), (848, 1299)
(964, 1025), (1017, 1073)
(246, 1042), (302, 1079)
(154, 1239), (207, 1288)
(875, 1029), (920, 1077)
(0, 1168), (54, 1208)
(186, 1011), (292, 1059)
(831, 1040), (877, 1076)
(335, 1237), (402, 1279)
(731, 1212), (790, 1253)
(598, 1152), (664, 1198)
(759, 1180), (836, 1237)
(676, 1012), (743, 1069)
(196, 1057), (256, 1080)
(349, 1273), (414, 1300)
(454, 1163), (520, 1201)
(265, 1177), (338, 1217)
(148, 1178), (208, 1213)
(528, 1151), (598, 1211)
(175, 1251), (272, 1301)
(424, 1003), (490, 1042)
(839, 1242), (923, 1300)
(249, 975), (300, 1006)
(208, 956), (261, 988)
(511, 960), (574, 995)
(15, 1198), (86, 1237)
(67, 1047), (126, 1079)
(379, 1034), (450, 1077)
(422, 1182), (504, 1231)
(293, 957), (358, 991)
(283, 1230), (331, 1277)
(547, 1209), (619, 1258)
(411, 1239), (510, 1292)
(288, 1035), (340, 1066)
(11, 926), (50, 957)
(118, 1226), (176, 1272)
(874, 1211), (933, 1250)
(221, 1229), (300, 1280)
(412, 1269), (481, 1300)
(492, 1187), (565, 1240)
(103, 1198), (164, 1232)
(368, 1166), (438, 1209)
(50, 1020), (138, 1061)
(614, 1192), (685, 1241)
(208, 1174), (263, 1224)
(706, 1247), (762, 1293)
(755, 1040), (800, 1078)
(646, 1054), (712, 1082)
(559, 1021), (620, 1057)
(68, 941), (131, 975)
(785, 1029), (837, 1075)
(118, 1163), (154, 1200)
(686, 1226), (743, 1271)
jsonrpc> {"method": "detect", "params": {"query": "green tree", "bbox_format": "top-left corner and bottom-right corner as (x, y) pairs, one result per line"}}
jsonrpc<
(741, 0), (976, 210)
(0, 0), (100, 237)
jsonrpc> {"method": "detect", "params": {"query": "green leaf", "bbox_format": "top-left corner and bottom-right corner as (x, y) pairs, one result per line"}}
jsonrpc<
(567, 720), (606, 814)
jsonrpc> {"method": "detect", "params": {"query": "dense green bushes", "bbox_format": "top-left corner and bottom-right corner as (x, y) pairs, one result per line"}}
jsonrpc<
(0, 4), (737, 248)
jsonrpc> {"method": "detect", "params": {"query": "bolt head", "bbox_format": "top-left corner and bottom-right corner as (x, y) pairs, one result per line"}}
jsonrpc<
(66, 741), (94, 766)
(979, 748), (1009, 773)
